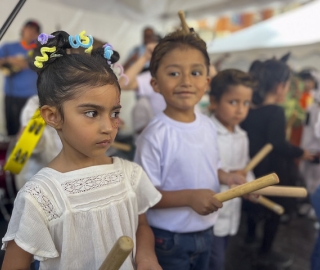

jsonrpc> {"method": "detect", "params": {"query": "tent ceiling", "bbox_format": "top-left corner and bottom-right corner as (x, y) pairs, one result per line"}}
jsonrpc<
(208, 0), (320, 53)
(44, 0), (307, 22)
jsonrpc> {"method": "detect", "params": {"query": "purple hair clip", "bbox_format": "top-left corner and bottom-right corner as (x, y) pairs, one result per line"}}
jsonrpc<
(103, 43), (114, 62)
(38, 33), (55, 45)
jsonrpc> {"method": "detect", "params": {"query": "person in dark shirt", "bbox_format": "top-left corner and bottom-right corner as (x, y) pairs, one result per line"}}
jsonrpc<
(240, 59), (313, 268)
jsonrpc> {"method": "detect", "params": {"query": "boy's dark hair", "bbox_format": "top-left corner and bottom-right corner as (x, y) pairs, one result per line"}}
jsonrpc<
(209, 69), (256, 101)
(24, 20), (41, 33)
(30, 31), (120, 119)
(149, 30), (210, 77)
(249, 59), (291, 105)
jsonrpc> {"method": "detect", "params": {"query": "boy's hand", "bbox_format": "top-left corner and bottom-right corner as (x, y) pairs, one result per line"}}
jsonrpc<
(188, 189), (223, 215)
(224, 172), (247, 187)
(230, 170), (247, 177)
(137, 259), (162, 270)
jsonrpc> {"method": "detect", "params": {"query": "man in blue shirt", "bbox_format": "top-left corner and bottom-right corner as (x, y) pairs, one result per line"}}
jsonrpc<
(0, 20), (40, 136)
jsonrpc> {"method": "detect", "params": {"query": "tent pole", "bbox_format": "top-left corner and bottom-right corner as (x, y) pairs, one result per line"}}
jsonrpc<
(0, 0), (27, 41)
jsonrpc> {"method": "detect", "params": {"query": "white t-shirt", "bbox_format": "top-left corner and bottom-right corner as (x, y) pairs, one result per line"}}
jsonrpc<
(136, 71), (166, 115)
(210, 116), (254, 237)
(301, 103), (320, 152)
(134, 112), (221, 233)
(2, 158), (161, 270)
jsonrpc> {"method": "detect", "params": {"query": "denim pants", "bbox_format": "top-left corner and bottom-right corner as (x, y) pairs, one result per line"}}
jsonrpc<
(209, 235), (230, 270)
(311, 186), (320, 270)
(151, 226), (214, 270)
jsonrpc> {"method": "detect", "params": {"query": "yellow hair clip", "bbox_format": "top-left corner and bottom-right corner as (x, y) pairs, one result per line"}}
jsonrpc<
(34, 46), (57, 68)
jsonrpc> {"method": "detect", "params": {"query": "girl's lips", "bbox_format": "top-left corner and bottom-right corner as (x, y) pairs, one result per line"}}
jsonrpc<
(96, 140), (111, 146)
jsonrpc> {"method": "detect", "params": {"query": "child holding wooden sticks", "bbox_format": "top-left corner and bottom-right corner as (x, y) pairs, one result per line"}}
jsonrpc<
(1, 30), (162, 270)
(134, 29), (246, 270)
(208, 69), (256, 270)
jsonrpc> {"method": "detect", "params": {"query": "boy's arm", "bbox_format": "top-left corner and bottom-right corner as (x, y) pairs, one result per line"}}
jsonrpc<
(119, 43), (157, 90)
(135, 214), (162, 270)
(153, 189), (222, 216)
(2, 240), (33, 270)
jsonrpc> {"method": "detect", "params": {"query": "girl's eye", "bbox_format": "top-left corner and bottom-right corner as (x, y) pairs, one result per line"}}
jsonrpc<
(85, 111), (97, 118)
(192, 71), (202, 76)
(111, 112), (120, 118)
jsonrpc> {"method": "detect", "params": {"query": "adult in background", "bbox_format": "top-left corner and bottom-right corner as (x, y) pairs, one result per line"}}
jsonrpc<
(123, 26), (156, 71)
(0, 20), (40, 136)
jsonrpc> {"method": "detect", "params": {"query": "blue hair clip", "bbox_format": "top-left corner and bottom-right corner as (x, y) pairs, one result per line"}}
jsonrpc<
(69, 30), (93, 49)
(103, 44), (113, 60)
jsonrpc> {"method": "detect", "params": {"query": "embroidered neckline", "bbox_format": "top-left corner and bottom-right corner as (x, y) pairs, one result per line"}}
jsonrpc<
(61, 170), (123, 194)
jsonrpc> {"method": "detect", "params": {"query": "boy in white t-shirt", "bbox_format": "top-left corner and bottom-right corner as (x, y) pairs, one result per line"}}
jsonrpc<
(134, 30), (246, 270)
(208, 69), (256, 270)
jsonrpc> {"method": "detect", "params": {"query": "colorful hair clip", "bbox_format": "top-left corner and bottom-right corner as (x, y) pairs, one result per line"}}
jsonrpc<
(38, 33), (55, 45)
(34, 46), (57, 68)
(113, 63), (129, 85)
(103, 44), (113, 60)
(50, 53), (63, 59)
(69, 30), (93, 52)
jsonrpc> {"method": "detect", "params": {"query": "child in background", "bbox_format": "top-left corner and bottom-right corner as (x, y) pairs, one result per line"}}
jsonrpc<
(134, 29), (246, 270)
(1, 31), (162, 270)
(208, 69), (256, 270)
(241, 59), (314, 268)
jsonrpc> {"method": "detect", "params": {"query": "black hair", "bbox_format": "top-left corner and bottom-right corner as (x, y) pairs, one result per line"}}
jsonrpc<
(249, 59), (291, 105)
(24, 20), (41, 33)
(30, 31), (120, 119)
(209, 69), (256, 101)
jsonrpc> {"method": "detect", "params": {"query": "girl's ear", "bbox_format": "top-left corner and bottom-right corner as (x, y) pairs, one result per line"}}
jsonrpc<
(208, 96), (218, 112)
(150, 77), (160, 94)
(40, 105), (62, 130)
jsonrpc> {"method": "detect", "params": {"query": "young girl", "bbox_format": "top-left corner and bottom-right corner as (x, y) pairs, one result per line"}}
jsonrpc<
(134, 29), (246, 270)
(240, 59), (313, 268)
(208, 69), (256, 270)
(1, 31), (162, 270)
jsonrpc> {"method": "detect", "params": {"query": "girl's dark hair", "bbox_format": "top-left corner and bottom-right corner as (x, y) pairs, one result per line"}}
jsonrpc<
(30, 31), (120, 118)
(209, 69), (256, 101)
(149, 29), (210, 77)
(249, 59), (291, 105)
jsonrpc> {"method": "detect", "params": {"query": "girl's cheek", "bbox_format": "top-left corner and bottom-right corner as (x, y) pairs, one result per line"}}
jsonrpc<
(112, 118), (119, 129)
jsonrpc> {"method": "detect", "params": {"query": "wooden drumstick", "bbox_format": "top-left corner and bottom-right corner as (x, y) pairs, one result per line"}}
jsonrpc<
(214, 173), (279, 202)
(255, 196), (284, 215)
(111, 142), (132, 152)
(178, 10), (190, 34)
(99, 236), (134, 270)
(243, 143), (284, 215)
(244, 143), (273, 173)
(252, 186), (307, 197)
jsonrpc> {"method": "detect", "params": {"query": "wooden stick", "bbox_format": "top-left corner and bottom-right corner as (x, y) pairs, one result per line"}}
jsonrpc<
(251, 186), (307, 197)
(255, 196), (284, 215)
(111, 142), (132, 152)
(178, 10), (190, 34)
(214, 173), (279, 202)
(99, 236), (134, 270)
(244, 144), (273, 173)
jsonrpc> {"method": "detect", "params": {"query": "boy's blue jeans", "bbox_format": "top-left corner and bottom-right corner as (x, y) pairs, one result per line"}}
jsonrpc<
(151, 226), (214, 270)
(311, 186), (320, 270)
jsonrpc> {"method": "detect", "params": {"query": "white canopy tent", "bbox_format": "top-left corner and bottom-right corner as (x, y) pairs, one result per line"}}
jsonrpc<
(0, 0), (313, 134)
(208, 0), (320, 71)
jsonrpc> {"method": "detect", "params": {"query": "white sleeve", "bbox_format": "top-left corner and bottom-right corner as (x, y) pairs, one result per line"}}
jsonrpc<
(134, 136), (162, 188)
(136, 72), (154, 97)
(128, 162), (162, 214)
(2, 183), (59, 261)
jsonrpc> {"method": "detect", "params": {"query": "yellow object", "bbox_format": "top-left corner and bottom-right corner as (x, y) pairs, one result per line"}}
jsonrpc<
(4, 109), (46, 174)
(79, 31), (93, 54)
(34, 46), (57, 68)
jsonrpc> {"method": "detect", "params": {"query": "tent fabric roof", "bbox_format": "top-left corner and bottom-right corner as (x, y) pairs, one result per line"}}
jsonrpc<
(208, 0), (320, 54)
